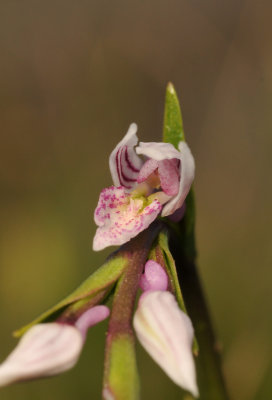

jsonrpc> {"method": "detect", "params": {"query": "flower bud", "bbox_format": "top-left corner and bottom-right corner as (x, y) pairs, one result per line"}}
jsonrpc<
(0, 305), (110, 387)
(133, 291), (199, 397)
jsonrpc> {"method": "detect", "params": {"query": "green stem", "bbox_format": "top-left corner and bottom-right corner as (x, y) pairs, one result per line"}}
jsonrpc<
(103, 222), (162, 400)
(169, 232), (229, 400)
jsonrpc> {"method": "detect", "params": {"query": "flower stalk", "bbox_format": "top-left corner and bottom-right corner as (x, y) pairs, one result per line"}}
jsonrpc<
(103, 222), (162, 400)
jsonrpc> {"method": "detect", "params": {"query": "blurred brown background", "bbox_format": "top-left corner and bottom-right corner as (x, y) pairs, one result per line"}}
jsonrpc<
(0, 1), (271, 399)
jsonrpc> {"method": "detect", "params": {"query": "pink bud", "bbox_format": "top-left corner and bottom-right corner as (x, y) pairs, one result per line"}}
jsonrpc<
(139, 260), (168, 292)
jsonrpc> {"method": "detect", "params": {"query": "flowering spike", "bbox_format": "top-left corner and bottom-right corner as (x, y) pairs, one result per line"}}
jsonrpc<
(93, 186), (162, 251)
(109, 123), (143, 190)
(139, 260), (168, 292)
(133, 291), (199, 398)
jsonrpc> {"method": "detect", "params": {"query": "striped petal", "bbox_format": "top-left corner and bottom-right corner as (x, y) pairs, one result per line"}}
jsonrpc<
(109, 123), (143, 190)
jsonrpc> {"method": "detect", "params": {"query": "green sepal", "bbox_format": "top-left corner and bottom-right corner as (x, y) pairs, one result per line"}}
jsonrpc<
(163, 82), (185, 148)
(154, 231), (187, 312)
(105, 334), (140, 400)
(14, 254), (128, 337)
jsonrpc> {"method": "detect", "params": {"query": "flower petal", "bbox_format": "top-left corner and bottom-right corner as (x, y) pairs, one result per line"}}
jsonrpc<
(158, 159), (180, 196)
(161, 142), (195, 217)
(137, 159), (159, 183)
(94, 186), (129, 227)
(139, 260), (168, 292)
(109, 123), (143, 190)
(136, 141), (181, 161)
(93, 186), (162, 251)
(0, 323), (83, 387)
(133, 291), (199, 397)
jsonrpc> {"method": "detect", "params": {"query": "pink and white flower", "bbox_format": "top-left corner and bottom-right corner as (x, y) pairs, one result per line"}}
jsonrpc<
(93, 124), (195, 250)
(0, 305), (109, 387)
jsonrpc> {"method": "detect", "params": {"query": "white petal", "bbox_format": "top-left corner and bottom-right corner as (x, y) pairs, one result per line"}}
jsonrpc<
(109, 123), (143, 189)
(0, 323), (83, 387)
(161, 142), (195, 217)
(133, 291), (199, 397)
(136, 142), (181, 161)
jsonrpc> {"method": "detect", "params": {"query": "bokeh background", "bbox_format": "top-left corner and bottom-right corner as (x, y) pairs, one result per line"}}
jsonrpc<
(0, 1), (271, 399)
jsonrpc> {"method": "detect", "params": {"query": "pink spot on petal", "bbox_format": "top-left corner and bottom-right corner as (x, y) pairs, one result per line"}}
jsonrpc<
(93, 186), (162, 251)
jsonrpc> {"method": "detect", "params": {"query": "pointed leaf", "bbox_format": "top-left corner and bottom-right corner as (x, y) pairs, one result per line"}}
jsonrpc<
(163, 82), (185, 148)
(14, 254), (128, 337)
(162, 83), (196, 261)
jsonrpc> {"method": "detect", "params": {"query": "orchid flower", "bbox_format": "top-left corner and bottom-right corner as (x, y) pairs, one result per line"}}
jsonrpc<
(134, 260), (199, 398)
(0, 305), (109, 387)
(0, 84), (228, 400)
(93, 123), (195, 250)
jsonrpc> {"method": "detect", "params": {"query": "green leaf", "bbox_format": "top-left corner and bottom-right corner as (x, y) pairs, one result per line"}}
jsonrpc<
(14, 254), (128, 337)
(163, 82), (185, 148)
(156, 231), (187, 313)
